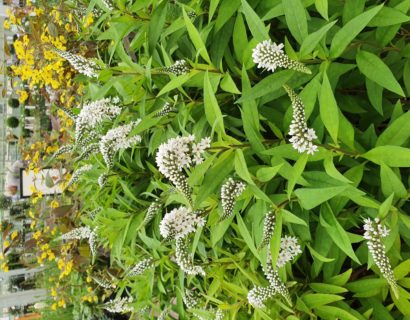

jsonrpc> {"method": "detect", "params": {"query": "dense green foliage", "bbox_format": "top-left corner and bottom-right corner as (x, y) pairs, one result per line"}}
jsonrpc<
(30, 0), (410, 319)
(6, 116), (20, 128)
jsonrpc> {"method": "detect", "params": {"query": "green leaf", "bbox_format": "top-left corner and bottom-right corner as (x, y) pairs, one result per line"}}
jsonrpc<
(241, 0), (269, 42)
(363, 146), (410, 167)
(356, 50), (405, 96)
(376, 111), (410, 146)
(306, 243), (335, 263)
(302, 293), (344, 308)
(204, 71), (226, 136)
(315, 0), (328, 20)
(324, 156), (352, 184)
(295, 185), (348, 210)
(287, 153), (308, 198)
(270, 209), (283, 269)
(328, 269), (352, 286)
(319, 72), (339, 144)
(368, 6), (410, 27)
(157, 72), (195, 96)
(366, 79), (383, 115)
(394, 259), (410, 280)
(209, 0), (221, 22)
(220, 73), (241, 94)
(256, 164), (283, 182)
(329, 4), (383, 58)
(320, 203), (360, 263)
(300, 20), (337, 56)
(236, 213), (260, 261)
(282, 209), (308, 226)
(196, 150), (235, 206)
(282, 0), (308, 44)
(310, 283), (348, 294)
(236, 70), (294, 102)
(315, 306), (360, 320)
(148, 1), (167, 53)
(182, 9), (212, 64)
(378, 193), (394, 219)
(380, 164), (407, 199)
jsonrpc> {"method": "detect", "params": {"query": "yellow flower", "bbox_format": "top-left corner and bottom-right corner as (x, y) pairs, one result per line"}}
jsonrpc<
(93, 295), (98, 302)
(86, 276), (92, 283)
(30, 221), (36, 229)
(17, 90), (29, 103)
(51, 303), (57, 311)
(11, 231), (18, 240)
(51, 287), (57, 297)
(3, 240), (10, 249)
(84, 13), (94, 27)
(1, 262), (9, 272)
(33, 231), (42, 240)
(3, 20), (10, 29)
(48, 251), (55, 261)
(58, 299), (66, 308)
(29, 185), (37, 193)
(87, 287), (93, 292)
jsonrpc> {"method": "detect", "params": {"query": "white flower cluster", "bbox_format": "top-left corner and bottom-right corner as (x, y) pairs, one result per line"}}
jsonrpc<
(160, 206), (205, 239)
(156, 135), (211, 200)
(277, 235), (302, 268)
(144, 199), (162, 225)
(76, 143), (100, 162)
(66, 164), (93, 188)
(57, 106), (77, 120)
(248, 254), (292, 308)
(183, 289), (200, 309)
(128, 258), (154, 276)
(61, 226), (98, 258)
(103, 297), (134, 313)
(101, 0), (114, 10)
(175, 237), (206, 276)
(259, 211), (275, 249)
(53, 48), (100, 78)
(61, 226), (92, 240)
(284, 86), (318, 155)
(163, 60), (190, 76)
(363, 218), (397, 293)
(220, 178), (246, 220)
(155, 102), (174, 117)
(248, 285), (277, 309)
(158, 309), (168, 320)
(98, 172), (108, 189)
(99, 120), (142, 167)
(252, 40), (311, 74)
(53, 145), (73, 158)
(75, 97), (122, 141)
(92, 276), (115, 289)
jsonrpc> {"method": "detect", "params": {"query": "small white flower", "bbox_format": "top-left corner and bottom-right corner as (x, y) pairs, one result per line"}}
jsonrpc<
(156, 135), (210, 200)
(220, 178), (246, 220)
(363, 218), (397, 295)
(144, 200), (162, 225)
(99, 120), (142, 167)
(248, 285), (277, 308)
(259, 211), (275, 248)
(159, 207), (205, 239)
(175, 238), (205, 277)
(128, 258), (154, 276)
(61, 226), (98, 259)
(252, 40), (311, 74)
(66, 164), (92, 188)
(284, 85), (318, 155)
(155, 102), (175, 117)
(163, 60), (190, 76)
(277, 235), (302, 267)
(103, 297), (134, 313)
(75, 97), (122, 142)
(92, 276), (115, 289)
(183, 289), (200, 309)
(53, 48), (100, 78)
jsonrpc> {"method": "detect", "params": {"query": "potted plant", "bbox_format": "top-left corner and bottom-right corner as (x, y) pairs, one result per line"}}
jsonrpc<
(7, 116), (20, 128)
